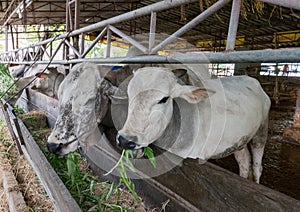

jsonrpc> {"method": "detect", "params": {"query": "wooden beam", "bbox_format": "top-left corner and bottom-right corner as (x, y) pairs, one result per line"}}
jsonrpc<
(2, 171), (29, 212)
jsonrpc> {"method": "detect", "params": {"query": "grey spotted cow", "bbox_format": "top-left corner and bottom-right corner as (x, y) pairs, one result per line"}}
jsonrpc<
(46, 62), (131, 156)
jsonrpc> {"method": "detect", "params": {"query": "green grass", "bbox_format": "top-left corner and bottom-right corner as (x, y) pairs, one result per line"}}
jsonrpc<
(0, 64), (17, 101)
(105, 148), (157, 204)
(39, 142), (157, 211)
(41, 147), (143, 211)
(0, 74), (158, 211)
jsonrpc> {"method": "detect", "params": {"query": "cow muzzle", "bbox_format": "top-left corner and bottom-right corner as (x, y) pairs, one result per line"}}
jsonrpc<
(116, 133), (145, 158)
(47, 138), (78, 156)
(116, 133), (137, 149)
(47, 142), (63, 155)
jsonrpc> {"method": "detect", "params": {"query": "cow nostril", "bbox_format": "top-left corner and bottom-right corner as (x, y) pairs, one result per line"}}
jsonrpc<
(127, 142), (136, 149)
(116, 133), (137, 149)
(116, 134), (126, 147)
(47, 143), (60, 154)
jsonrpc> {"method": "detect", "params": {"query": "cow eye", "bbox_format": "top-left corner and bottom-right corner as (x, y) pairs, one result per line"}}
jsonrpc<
(158, 96), (169, 104)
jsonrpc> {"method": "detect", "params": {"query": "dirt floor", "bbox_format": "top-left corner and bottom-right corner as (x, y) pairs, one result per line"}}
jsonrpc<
(0, 126), (55, 212)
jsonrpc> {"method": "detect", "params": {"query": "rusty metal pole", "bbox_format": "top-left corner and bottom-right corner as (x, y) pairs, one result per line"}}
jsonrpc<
(226, 0), (241, 51)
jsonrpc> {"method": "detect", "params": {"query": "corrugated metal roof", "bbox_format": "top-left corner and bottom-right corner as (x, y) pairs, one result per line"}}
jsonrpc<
(0, 0), (299, 50)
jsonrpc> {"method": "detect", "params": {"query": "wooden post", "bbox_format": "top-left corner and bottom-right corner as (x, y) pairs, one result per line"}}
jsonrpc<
(283, 90), (300, 143)
(0, 101), (23, 154)
(2, 171), (29, 212)
(293, 91), (300, 128)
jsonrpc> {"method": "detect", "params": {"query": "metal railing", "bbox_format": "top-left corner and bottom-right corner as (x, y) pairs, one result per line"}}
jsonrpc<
(0, 0), (300, 66)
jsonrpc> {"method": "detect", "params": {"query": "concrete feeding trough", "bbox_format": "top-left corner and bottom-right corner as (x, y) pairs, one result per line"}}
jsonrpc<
(4, 88), (299, 211)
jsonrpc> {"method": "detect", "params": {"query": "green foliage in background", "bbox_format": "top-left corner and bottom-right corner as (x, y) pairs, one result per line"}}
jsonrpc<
(0, 63), (17, 100)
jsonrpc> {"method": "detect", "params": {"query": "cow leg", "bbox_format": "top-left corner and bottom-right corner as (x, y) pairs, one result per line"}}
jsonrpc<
(250, 119), (268, 183)
(250, 144), (265, 183)
(234, 146), (251, 179)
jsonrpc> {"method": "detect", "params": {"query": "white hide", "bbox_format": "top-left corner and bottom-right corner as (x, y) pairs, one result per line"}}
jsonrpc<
(48, 62), (116, 155)
(47, 61), (135, 156)
(56, 62), (104, 141)
(119, 67), (270, 160)
(15, 66), (64, 99)
(9, 65), (27, 78)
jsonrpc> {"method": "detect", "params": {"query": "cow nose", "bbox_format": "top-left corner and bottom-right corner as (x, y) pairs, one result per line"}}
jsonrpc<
(47, 143), (63, 154)
(116, 133), (137, 149)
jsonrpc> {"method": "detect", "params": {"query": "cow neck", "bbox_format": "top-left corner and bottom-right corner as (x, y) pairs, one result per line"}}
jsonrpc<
(153, 100), (181, 148)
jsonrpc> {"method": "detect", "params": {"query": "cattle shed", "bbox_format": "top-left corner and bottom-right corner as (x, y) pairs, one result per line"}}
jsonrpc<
(0, 0), (300, 211)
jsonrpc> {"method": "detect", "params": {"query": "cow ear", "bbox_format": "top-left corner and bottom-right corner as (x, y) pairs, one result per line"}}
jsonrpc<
(35, 72), (48, 79)
(171, 84), (215, 104)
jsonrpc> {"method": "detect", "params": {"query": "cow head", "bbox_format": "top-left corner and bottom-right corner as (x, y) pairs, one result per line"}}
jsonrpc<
(31, 68), (64, 98)
(47, 62), (102, 156)
(47, 62), (123, 156)
(116, 67), (215, 156)
(47, 100), (80, 156)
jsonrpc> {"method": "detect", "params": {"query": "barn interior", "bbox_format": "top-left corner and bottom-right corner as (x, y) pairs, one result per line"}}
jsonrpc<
(0, 0), (300, 211)
(1, 0), (300, 49)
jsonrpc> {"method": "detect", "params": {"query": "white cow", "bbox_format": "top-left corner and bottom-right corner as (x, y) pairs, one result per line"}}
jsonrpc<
(9, 64), (27, 78)
(117, 67), (271, 183)
(45, 62), (208, 156)
(15, 66), (65, 99)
